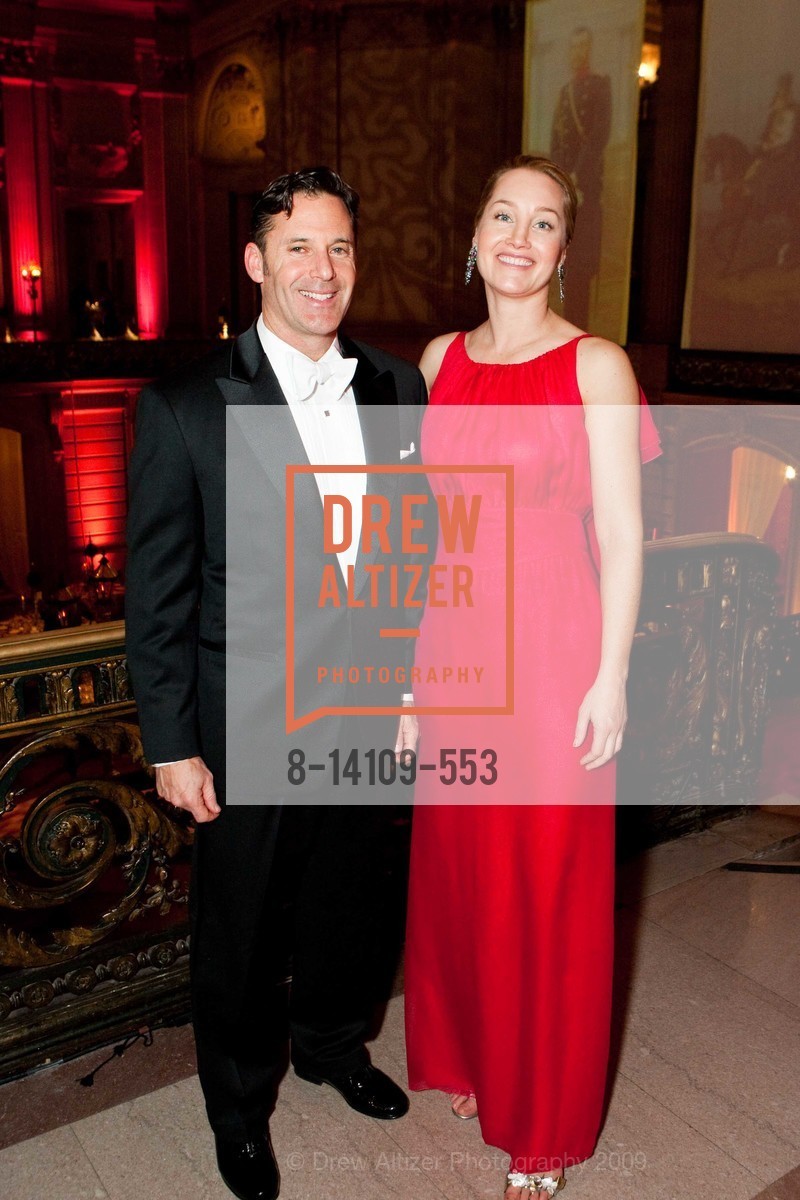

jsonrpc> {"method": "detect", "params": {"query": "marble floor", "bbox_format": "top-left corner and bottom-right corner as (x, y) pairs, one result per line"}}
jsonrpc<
(1, 808), (799, 1200)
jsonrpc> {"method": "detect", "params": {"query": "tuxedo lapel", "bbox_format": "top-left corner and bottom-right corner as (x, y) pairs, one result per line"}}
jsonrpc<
(220, 321), (285, 401)
(219, 321), (319, 519)
(222, 326), (401, 471)
(341, 337), (402, 595)
(219, 326), (405, 595)
(345, 336), (401, 469)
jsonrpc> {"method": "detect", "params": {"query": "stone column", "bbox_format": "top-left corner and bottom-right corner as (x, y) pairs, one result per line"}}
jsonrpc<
(635, 0), (704, 344)
(134, 88), (169, 338)
(1, 74), (43, 333)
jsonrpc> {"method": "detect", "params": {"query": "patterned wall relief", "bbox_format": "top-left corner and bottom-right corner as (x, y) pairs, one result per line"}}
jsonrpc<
(273, 3), (521, 335)
(278, 7), (340, 169)
(190, 3), (522, 342)
(339, 45), (442, 326)
(51, 86), (143, 189)
(203, 63), (266, 162)
(335, 5), (454, 329)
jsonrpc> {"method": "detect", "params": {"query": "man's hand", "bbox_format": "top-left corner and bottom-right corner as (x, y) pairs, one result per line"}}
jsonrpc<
(155, 757), (221, 822)
(394, 708), (419, 764)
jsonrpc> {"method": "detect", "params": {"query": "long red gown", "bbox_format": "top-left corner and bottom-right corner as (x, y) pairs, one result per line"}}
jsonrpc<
(404, 333), (661, 1174)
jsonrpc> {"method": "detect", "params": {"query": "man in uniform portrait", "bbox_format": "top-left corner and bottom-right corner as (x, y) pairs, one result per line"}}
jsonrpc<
(550, 25), (612, 328)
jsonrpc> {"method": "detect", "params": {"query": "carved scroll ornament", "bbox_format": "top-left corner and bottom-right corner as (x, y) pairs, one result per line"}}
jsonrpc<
(0, 722), (191, 971)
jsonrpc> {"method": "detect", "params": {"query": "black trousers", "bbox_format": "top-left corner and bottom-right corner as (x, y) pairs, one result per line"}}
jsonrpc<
(189, 801), (402, 1139)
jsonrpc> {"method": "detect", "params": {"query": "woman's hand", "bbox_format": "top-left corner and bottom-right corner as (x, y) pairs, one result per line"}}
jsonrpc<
(395, 705), (420, 763)
(573, 675), (628, 770)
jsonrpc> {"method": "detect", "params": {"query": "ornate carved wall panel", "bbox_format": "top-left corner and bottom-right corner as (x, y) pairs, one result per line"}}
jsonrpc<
(771, 613), (800, 698)
(203, 62), (266, 162)
(340, 38), (443, 327)
(0, 624), (192, 1079)
(670, 351), (800, 398)
(190, 1), (523, 344)
(51, 84), (143, 190)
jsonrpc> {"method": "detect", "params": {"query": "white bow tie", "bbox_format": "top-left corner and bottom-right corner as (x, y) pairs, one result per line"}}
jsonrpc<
(290, 353), (357, 403)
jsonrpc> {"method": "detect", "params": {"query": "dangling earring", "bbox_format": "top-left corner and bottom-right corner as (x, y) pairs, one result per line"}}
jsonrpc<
(557, 263), (566, 305)
(465, 244), (478, 286)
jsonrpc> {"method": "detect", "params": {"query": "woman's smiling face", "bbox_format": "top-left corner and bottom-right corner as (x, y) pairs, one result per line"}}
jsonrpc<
(473, 167), (567, 298)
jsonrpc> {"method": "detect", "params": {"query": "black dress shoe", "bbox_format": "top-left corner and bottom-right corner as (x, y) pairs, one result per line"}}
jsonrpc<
(214, 1132), (280, 1200)
(295, 1063), (409, 1120)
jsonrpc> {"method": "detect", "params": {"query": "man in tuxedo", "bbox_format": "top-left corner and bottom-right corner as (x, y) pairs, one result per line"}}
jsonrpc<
(126, 167), (427, 1200)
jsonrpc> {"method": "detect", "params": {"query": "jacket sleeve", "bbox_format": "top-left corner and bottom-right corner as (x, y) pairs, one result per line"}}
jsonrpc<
(125, 384), (204, 764)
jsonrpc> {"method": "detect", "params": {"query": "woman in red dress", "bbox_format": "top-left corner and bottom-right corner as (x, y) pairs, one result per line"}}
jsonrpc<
(404, 157), (661, 1199)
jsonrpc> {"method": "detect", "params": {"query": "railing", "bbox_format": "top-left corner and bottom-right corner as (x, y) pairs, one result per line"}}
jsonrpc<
(618, 533), (779, 841)
(0, 622), (192, 1079)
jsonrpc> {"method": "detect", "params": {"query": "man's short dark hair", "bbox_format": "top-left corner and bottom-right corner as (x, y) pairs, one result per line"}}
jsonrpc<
(251, 166), (360, 254)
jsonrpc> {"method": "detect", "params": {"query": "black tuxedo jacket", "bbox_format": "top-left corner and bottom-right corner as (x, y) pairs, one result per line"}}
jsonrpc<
(125, 321), (431, 799)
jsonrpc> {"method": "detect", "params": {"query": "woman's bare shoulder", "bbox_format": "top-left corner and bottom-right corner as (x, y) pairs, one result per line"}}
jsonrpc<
(419, 332), (460, 391)
(576, 336), (638, 405)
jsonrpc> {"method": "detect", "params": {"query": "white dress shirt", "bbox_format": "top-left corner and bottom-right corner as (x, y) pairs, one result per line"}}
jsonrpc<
(257, 316), (366, 577)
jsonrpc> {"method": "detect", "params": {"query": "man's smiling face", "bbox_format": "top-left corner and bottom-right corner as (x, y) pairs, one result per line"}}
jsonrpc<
(244, 192), (357, 360)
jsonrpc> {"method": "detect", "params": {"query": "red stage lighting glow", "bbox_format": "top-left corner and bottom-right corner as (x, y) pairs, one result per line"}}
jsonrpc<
(60, 402), (129, 573)
(134, 198), (166, 338)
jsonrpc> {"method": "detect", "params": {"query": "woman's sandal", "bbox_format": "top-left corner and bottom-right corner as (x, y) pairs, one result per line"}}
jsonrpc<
(506, 1171), (565, 1197)
(450, 1092), (478, 1120)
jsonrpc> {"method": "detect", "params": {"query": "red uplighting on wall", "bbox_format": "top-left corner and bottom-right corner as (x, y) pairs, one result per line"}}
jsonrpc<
(134, 198), (166, 339)
(135, 251), (161, 338)
(60, 404), (129, 574)
(4, 79), (41, 320)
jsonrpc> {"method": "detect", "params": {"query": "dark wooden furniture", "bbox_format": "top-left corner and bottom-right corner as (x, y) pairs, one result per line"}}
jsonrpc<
(618, 533), (779, 844)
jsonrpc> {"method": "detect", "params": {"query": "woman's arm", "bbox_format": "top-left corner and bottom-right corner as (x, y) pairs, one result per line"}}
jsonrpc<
(575, 337), (644, 769)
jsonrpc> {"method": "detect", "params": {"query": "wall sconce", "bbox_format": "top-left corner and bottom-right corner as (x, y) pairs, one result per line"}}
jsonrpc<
(83, 539), (100, 579)
(93, 554), (118, 601)
(786, 465), (797, 482)
(638, 43), (660, 87)
(21, 262), (43, 342)
(91, 554), (118, 619)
